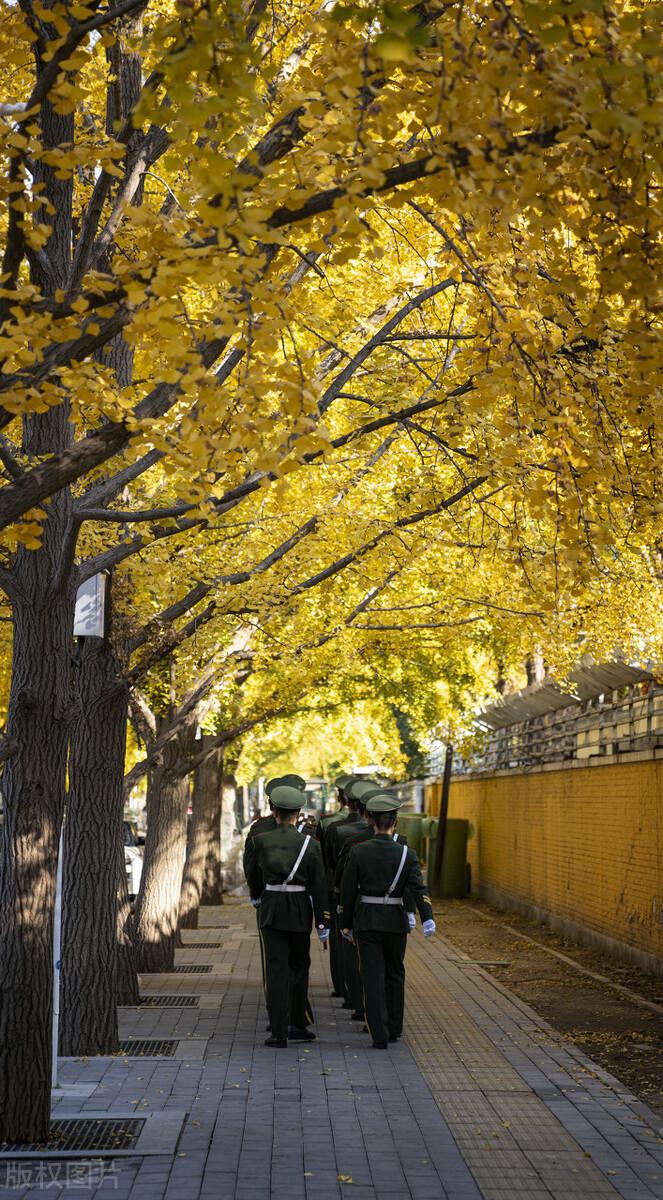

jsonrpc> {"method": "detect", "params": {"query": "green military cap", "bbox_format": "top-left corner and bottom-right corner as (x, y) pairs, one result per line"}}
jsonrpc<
(345, 778), (376, 800)
(280, 773), (306, 790)
(365, 793), (402, 814)
(265, 776), (284, 796)
(360, 786), (392, 801)
(334, 773), (351, 788)
(270, 785), (305, 810)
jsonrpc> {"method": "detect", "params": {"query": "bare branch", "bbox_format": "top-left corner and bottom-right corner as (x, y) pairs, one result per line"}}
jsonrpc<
(77, 503), (192, 524)
(318, 280), (457, 415)
(78, 448), (164, 509)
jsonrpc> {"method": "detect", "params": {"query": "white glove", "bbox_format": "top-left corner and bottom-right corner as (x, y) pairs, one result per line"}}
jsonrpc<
(407, 912), (416, 932)
(317, 927), (330, 943)
(422, 919), (436, 938)
(250, 898), (260, 908)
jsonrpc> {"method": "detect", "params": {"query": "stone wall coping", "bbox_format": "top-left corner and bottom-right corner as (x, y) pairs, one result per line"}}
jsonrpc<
(451, 746), (663, 782)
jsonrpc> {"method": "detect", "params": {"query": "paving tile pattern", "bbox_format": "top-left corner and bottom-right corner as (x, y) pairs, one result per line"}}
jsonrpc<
(406, 929), (663, 1200)
(1, 900), (661, 1200)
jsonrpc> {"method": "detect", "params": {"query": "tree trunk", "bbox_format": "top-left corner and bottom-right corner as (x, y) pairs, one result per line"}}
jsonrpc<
(0, 70), (76, 1141)
(60, 638), (129, 1055)
(180, 739), (223, 926)
(0, 440), (75, 1141)
(133, 724), (194, 973)
(117, 845), (141, 1006)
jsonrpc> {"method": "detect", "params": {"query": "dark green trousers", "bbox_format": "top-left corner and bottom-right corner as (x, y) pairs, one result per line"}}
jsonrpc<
(260, 927), (311, 1039)
(342, 935), (364, 1016)
(356, 930), (407, 1044)
(329, 896), (344, 995)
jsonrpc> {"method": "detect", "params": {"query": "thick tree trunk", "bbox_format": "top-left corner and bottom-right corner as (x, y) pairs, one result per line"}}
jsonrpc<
(60, 638), (129, 1055)
(133, 723), (195, 973)
(180, 739), (223, 926)
(0, 74), (75, 1141)
(117, 845), (141, 1006)
(0, 441), (75, 1141)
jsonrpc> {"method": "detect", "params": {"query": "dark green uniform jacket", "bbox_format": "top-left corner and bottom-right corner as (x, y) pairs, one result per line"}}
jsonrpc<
(245, 824), (327, 933)
(326, 815), (368, 879)
(242, 813), (276, 878)
(318, 808), (349, 888)
(334, 827), (407, 890)
(339, 838), (433, 934)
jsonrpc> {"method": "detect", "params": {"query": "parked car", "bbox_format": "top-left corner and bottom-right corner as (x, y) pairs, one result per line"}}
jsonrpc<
(123, 819), (144, 899)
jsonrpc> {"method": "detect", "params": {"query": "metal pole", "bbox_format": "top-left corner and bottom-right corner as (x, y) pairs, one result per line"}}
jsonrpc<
(432, 743), (453, 897)
(51, 824), (64, 1095)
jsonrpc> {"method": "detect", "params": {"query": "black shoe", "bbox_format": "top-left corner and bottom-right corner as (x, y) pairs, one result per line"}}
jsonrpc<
(341, 1000), (353, 1009)
(331, 991), (343, 998)
(388, 1034), (400, 1043)
(350, 1011), (365, 1021)
(288, 1027), (316, 1041)
(264, 1036), (287, 1048)
(372, 1041), (388, 1049)
(265, 1024), (271, 1032)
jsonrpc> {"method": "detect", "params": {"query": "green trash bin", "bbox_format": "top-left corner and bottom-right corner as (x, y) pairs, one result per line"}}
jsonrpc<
(395, 812), (425, 860)
(426, 817), (469, 899)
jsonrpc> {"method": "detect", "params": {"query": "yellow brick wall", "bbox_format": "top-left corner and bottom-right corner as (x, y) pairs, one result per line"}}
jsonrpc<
(426, 759), (663, 961)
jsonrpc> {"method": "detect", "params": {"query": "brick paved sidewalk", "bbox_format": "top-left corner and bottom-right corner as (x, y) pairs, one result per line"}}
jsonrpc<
(2, 898), (662, 1200)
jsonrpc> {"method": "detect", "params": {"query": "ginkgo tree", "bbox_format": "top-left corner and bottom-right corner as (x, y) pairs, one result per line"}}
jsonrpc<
(0, 0), (661, 1143)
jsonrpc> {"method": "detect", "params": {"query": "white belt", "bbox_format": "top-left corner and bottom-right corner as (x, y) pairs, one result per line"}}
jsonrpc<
(264, 884), (307, 893)
(360, 895), (404, 906)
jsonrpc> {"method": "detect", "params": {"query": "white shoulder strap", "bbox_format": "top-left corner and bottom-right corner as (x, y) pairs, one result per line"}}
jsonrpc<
(284, 835), (311, 885)
(386, 843), (408, 897)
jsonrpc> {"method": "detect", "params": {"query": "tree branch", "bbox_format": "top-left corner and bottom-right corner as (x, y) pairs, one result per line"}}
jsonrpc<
(23, 0), (149, 119)
(291, 475), (489, 594)
(263, 125), (562, 234)
(77, 448), (164, 509)
(78, 517), (203, 583)
(318, 280), (457, 415)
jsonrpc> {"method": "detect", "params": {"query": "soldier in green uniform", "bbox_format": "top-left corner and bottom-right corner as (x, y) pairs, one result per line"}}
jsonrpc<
(334, 788), (417, 931)
(245, 785), (328, 1048)
(317, 773), (353, 996)
(340, 794), (436, 1049)
(327, 778), (376, 1016)
(243, 773), (310, 1012)
(242, 776), (281, 878)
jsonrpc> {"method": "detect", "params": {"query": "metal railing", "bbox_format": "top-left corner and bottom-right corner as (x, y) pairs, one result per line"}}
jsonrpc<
(435, 683), (663, 776)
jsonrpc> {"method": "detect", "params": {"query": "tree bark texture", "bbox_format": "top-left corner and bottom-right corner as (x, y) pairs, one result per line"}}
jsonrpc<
(180, 739), (223, 926)
(0, 50), (76, 1140)
(0, 432), (75, 1142)
(133, 721), (196, 973)
(60, 638), (129, 1055)
(219, 768), (246, 893)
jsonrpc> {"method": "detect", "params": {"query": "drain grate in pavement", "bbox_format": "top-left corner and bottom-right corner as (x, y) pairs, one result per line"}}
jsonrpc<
(139, 994), (200, 1008)
(117, 1039), (178, 1057)
(180, 941), (221, 949)
(171, 964), (213, 974)
(0, 1118), (143, 1155)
